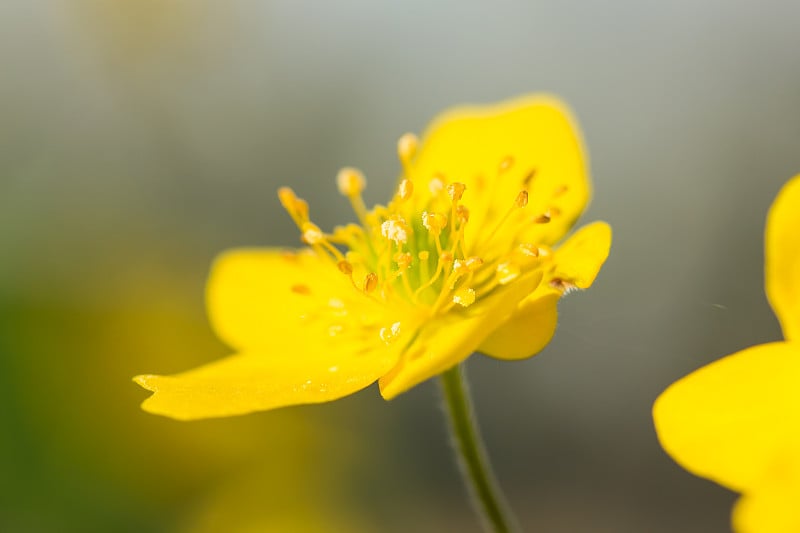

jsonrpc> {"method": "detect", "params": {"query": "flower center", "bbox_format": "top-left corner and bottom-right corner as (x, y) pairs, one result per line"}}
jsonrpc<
(279, 133), (562, 342)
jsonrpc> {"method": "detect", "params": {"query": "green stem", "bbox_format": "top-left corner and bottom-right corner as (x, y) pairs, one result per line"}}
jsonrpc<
(439, 364), (519, 533)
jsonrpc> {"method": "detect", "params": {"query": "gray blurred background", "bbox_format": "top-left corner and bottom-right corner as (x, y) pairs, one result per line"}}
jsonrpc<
(1, 1), (799, 531)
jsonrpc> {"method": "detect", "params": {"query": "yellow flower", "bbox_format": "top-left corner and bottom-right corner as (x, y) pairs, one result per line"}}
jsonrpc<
(134, 95), (611, 420)
(653, 174), (800, 533)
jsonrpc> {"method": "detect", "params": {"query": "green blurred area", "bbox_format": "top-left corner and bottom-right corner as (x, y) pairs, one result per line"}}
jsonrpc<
(2, 1), (800, 532)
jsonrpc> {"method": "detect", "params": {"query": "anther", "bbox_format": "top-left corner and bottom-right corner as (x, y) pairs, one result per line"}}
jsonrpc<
(456, 205), (470, 224)
(523, 169), (537, 186)
(394, 252), (412, 270)
(465, 256), (484, 270)
(418, 251), (430, 261)
(397, 179), (414, 201)
(278, 187), (309, 220)
(302, 222), (325, 244)
(550, 278), (578, 293)
(515, 190), (529, 208)
(397, 133), (418, 165)
(336, 167), (366, 197)
(447, 182), (466, 202)
(452, 288), (476, 307)
(429, 176), (446, 195)
(291, 284), (311, 295)
(379, 321), (402, 344)
(363, 272), (379, 293)
(337, 260), (353, 275)
(422, 211), (447, 235)
(381, 216), (410, 244)
(440, 251), (454, 264)
(534, 212), (551, 224)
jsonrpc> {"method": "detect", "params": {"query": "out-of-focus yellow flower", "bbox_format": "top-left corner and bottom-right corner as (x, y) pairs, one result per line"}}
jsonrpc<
(135, 95), (611, 420)
(654, 174), (800, 533)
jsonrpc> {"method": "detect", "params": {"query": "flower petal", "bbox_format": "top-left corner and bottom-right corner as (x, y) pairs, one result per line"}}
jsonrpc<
(134, 341), (401, 420)
(378, 271), (543, 399)
(766, 174), (800, 341)
(478, 222), (611, 360)
(653, 342), (800, 492)
(408, 94), (589, 248)
(206, 248), (384, 351)
(733, 482), (800, 533)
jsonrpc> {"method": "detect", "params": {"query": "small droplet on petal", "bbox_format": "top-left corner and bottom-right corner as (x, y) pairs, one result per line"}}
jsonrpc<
(499, 156), (514, 173)
(379, 321), (402, 344)
(452, 288), (476, 307)
(496, 262), (520, 285)
(336, 167), (366, 197)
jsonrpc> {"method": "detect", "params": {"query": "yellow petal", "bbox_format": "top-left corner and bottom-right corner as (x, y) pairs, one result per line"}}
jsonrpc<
(653, 342), (800, 492)
(766, 174), (800, 341)
(378, 271), (543, 399)
(479, 222), (611, 360)
(206, 248), (384, 351)
(134, 343), (401, 420)
(478, 293), (560, 360)
(408, 94), (589, 249)
(734, 481), (800, 533)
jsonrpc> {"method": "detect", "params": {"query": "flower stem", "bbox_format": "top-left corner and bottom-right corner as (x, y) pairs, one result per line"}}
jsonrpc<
(439, 364), (519, 533)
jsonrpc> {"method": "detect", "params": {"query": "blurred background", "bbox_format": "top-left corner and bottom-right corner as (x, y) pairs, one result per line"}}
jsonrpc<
(1, 1), (799, 531)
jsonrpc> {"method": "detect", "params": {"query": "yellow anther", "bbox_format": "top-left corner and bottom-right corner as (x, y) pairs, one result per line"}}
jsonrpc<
(515, 190), (529, 208)
(397, 179), (414, 201)
(336, 167), (366, 197)
(440, 251), (454, 264)
(337, 260), (353, 275)
(302, 222), (325, 244)
(363, 272), (379, 293)
(496, 262), (520, 285)
(534, 212), (551, 224)
(447, 182), (466, 202)
(456, 205), (470, 224)
(517, 243), (540, 258)
(553, 184), (569, 197)
(381, 216), (410, 244)
(418, 251), (430, 261)
(549, 206), (562, 217)
(397, 133), (418, 165)
(422, 211), (448, 235)
(429, 176), (446, 195)
(452, 288), (476, 307)
(291, 284), (311, 295)
(394, 252), (412, 270)
(452, 259), (470, 276)
(465, 256), (484, 270)
(523, 169), (537, 186)
(550, 278), (578, 293)
(499, 156), (514, 173)
(278, 187), (309, 220)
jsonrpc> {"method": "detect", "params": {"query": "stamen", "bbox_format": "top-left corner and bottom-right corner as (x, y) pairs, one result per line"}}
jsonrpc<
(456, 205), (470, 224)
(291, 284), (311, 295)
(379, 321), (402, 344)
(517, 243), (539, 258)
(429, 176), (446, 195)
(447, 182), (466, 202)
(397, 179), (414, 201)
(550, 278), (578, 293)
(523, 169), (537, 186)
(397, 134), (418, 168)
(515, 190), (528, 208)
(553, 185), (569, 198)
(381, 216), (410, 244)
(452, 288), (476, 307)
(422, 212), (447, 236)
(337, 260), (353, 275)
(363, 273), (378, 293)
(278, 187), (310, 224)
(533, 212), (551, 224)
(336, 167), (366, 197)
(499, 156), (514, 173)
(302, 222), (325, 245)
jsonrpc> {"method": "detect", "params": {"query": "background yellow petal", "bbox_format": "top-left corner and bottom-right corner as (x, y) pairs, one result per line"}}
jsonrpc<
(766, 174), (800, 341)
(407, 94), (589, 250)
(378, 271), (542, 399)
(653, 342), (800, 492)
(206, 248), (385, 351)
(134, 343), (401, 420)
(549, 221), (612, 289)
